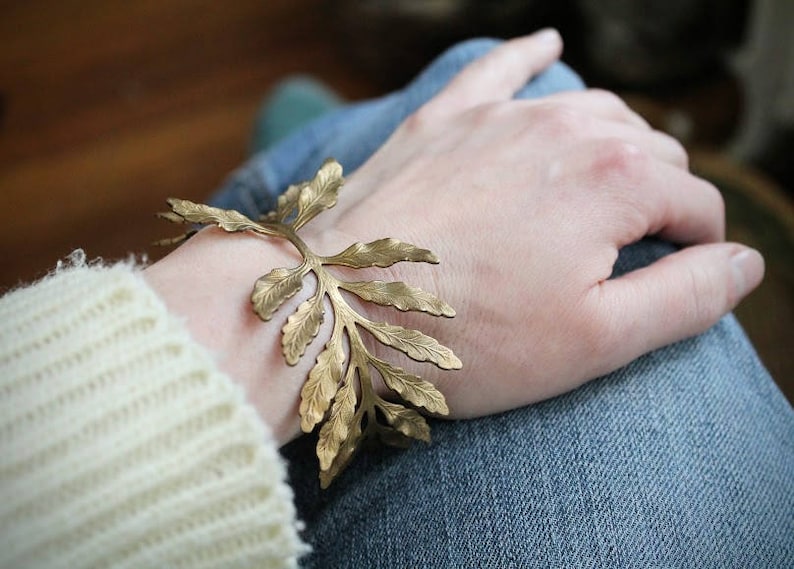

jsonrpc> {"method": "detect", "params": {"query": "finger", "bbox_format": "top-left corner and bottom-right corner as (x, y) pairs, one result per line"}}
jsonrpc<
(420, 29), (563, 119)
(542, 89), (652, 130)
(597, 124), (688, 169)
(560, 140), (723, 244)
(634, 159), (723, 244)
(535, 108), (687, 168)
(590, 243), (764, 374)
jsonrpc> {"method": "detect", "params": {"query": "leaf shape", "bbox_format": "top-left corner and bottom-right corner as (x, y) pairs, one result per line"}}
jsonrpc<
(319, 415), (362, 489)
(152, 230), (197, 247)
(293, 159), (344, 230)
(325, 238), (439, 269)
(263, 181), (307, 223)
(340, 280), (455, 317)
(167, 198), (270, 234)
(158, 159), (466, 488)
(316, 375), (357, 471)
(157, 211), (189, 224)
(377, 400), (431, 442)
(377, 427), (414, 449)
(299, 342), (344, 432)
(363, 321), (462, 370)
(282, 292), (325, 365)
(371, 358), (449, 415)
(251, 267), (305, 322)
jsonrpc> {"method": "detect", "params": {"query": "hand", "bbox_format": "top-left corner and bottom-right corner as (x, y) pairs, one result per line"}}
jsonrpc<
(316, 30), (765, 418)
(145, 30), (764, 444)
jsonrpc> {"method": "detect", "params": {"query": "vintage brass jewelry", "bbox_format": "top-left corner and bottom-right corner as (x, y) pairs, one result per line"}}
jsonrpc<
(158, 159), (461, 487)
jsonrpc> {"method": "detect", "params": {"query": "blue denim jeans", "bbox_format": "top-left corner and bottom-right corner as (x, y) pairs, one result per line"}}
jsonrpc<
(212, 39), (794, 568)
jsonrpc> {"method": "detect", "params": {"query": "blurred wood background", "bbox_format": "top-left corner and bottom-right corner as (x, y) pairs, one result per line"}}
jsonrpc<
(0, 0), (377, 288)
(1, 0), (790, 400)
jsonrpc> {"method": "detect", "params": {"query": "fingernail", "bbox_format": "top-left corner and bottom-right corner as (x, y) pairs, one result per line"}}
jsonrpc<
(534, 28), (561, 45)
(730, 247), (764, 298)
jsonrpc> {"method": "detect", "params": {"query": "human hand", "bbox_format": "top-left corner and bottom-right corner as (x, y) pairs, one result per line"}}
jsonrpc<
(313, 30), (765, 419)
(145, 30), (764, 444)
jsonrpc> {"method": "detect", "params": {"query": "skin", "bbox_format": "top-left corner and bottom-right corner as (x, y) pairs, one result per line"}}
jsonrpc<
(144, 29), (765, 446)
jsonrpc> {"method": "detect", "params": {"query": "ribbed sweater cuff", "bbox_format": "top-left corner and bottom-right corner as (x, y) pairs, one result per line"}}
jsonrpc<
(0, 253), (308, 568)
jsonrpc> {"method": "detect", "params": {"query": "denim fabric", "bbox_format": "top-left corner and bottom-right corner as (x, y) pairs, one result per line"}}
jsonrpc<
(212, 39), (794, 567)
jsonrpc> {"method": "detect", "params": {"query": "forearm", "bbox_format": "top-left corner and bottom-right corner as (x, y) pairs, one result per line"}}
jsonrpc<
(143, 227), (332, 445)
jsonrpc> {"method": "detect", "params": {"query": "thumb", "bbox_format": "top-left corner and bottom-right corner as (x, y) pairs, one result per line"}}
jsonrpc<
(593, 243), (764, 369)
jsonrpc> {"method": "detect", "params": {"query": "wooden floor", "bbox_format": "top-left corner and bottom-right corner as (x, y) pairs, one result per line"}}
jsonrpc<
(1, 1), (791, 399)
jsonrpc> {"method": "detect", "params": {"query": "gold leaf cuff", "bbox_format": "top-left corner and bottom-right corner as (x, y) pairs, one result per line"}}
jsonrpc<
(158, 158), (461, 488)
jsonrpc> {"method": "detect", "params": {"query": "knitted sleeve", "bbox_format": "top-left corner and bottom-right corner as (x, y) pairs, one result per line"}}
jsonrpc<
(0, 253), (309, 568)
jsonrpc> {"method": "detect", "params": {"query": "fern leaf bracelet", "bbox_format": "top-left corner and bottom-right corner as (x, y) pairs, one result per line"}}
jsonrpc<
(158, 159), (461, 487)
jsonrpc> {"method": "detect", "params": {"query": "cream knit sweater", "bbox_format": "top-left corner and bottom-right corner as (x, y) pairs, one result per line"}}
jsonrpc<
(0, 253), (308, 568)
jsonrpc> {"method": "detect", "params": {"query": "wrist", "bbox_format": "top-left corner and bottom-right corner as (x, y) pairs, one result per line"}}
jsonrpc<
(143, 227), (324, 445)
(146, 162), (464, 487)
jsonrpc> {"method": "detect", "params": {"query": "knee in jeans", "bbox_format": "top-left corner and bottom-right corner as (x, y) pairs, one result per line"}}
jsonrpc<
(421, 37), (503, 79)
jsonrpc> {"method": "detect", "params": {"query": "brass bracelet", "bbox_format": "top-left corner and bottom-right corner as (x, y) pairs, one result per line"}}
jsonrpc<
(158, 159), (461, 487)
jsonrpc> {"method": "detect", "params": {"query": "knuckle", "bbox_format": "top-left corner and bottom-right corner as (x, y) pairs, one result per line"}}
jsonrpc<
(587, 88), (650, 128)
(588, 88), (625, 109)
(670, 136), (689, 168)
(659, 132), (689, 168)
(401, 106), (433, 135)
(684, 262), (726, 326)
(592, 138), (647, 182)
(534, 104), (583, 137)
(469, 101), (509, 126)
